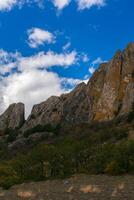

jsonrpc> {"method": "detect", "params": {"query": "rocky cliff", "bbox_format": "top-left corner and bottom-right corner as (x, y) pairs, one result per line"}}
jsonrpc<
(0, 43), (134, 132)
(0, 103), (25, 134)
(21, 82), (90, 132)
(88, 43), (134, 120)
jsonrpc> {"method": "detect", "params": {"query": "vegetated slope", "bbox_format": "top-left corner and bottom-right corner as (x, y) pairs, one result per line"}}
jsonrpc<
(0, 121), (134, 189)
(0, 43), (134, 189)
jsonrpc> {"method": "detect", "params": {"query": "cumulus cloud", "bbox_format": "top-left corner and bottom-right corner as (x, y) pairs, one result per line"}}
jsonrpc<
(0, 0), (44, 11)
(19, 51), (77, 71)
(52, 0), (106, 10)
(52, 0), (70, 10)
(1, 69), (63, 117)
(27, 28), (55, 48)
(77, 0), (106, 10)
(0, 0), (107, 11)
(0, 49), (21, 75)
(0, 49), (81, 117)
(0, 0), (17, 11)
(0, 50), (77, 74)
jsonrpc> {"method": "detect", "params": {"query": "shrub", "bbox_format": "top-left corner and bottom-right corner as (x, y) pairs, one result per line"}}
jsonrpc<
(6, 132), (17, 143)
(23, 124), (61, 138)
(105, 161), (124, 175)
(0, 165), (20, 189)
(127, 103), (134, 122)
(127, 111), (134, 122)
(4, 129), (18, 143)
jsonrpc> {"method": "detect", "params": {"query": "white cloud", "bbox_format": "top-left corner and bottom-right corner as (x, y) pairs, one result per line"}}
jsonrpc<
(0, 0), (17, 11)
(62, 42), (71, 51)
(27, 28), (55, 48)
(52, 0), (70, 10)
(52, 0), (106, 10)
(0, 49), (21, 75)
(77, 0), (106, 10)
(82, 54), (89, 62)
(88, 57), (106, 74)
(0, 49), (80, 117)
(89, 66), (95, 74)
(1, 69), (63, 118)
(61, 77), (83, 88)
(0, 0), (44, 11)
(61, 77), (88, 93)
(92, 57), (106, 65)
(0, 49), (77, 74)
(19, 51), (77, 71)
(0, 0), (107, 12)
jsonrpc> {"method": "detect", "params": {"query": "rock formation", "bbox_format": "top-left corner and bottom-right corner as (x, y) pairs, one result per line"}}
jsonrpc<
(0, 103), (25, 133)
(0, 42), (134, 133)
(22, 82), (90, 132)
(88, 43), (134, 120)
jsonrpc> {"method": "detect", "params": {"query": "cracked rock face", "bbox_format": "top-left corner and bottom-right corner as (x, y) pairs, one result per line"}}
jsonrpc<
(0, 103), (25, 133)
(22, 82), (90, 132)
(21, 43), (134, 132)
(87, 43), (134, 121)
(1, 43), (134, 133)
(87, 51), (123, 121)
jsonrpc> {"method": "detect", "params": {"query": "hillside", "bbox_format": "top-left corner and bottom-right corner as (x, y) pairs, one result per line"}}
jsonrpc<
(0, 43), (134, 190)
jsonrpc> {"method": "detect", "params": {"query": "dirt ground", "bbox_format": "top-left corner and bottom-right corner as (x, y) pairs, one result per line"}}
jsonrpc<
(0, 174), (134, 200)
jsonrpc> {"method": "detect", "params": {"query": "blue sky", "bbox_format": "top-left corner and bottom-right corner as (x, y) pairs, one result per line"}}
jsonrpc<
(0, 0), (133, 117)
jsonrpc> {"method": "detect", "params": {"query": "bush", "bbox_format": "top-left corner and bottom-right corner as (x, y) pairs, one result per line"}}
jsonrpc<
(0, 165), (20, 189)
(127, 112), (134, 122)
(105, 161), (124, 175)
(127, 103), (134, 122)
(6, 133), (17, 143)
(23, 124), (61, 138)
(4, 129), (18, 143)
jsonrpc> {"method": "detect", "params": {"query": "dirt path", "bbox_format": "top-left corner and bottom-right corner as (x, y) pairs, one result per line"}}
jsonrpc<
(0, 174), (134, 200)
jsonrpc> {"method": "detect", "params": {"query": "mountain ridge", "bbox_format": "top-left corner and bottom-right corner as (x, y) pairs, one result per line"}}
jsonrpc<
(0, 42), (134, 133)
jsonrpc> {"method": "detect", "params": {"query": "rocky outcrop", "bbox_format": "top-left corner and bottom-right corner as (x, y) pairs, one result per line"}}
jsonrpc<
(0, 103), (25, 133)
(0, 43), (134, 133)
(20, 42), (134, 132)
(61, 82), (90, 123)
(87, 51), (123, 121)
(21, 96), (62, 132)
(88, 43), (134, 121)
(21, 82), (90, 132)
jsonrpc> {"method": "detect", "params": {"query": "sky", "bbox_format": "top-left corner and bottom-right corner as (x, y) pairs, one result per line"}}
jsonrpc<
(0, 0), (134, 118)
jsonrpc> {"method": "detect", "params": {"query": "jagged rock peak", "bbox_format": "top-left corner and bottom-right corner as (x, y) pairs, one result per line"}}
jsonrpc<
(1, 42), (134, 133)
(87, 42), (134, 121)
(21, 82), (89, 132)
(21, 42), (134, 131)
(125, 42), (134, 52)
(0, 103), (25, 132)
